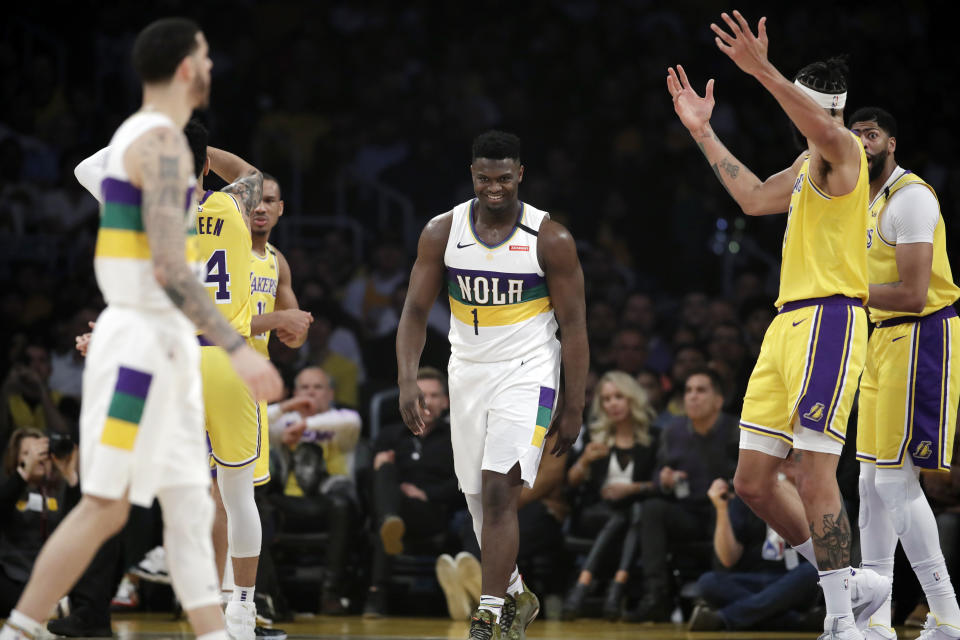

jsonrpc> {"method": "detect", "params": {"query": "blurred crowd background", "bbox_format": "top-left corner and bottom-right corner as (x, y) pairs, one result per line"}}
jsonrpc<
(2, 0), (959, 629)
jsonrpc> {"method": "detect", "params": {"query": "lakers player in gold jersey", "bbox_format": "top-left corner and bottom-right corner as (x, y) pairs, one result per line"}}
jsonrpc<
(849, 107), (960, 640)
(183, 121), (276, 640)
(666, 11), (888, 640)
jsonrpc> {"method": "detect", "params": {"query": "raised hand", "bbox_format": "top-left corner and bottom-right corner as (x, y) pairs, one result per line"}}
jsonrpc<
(666, 65), (715, 134)
(711, 10), (770, 78)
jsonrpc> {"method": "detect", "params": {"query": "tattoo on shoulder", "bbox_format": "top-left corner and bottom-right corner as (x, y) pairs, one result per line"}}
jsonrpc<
(223, 169), (263, 219)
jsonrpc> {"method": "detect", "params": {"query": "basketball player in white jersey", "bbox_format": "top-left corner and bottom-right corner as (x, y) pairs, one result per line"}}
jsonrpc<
(397, 130), (588, 640)
(0, 17), (281, 640)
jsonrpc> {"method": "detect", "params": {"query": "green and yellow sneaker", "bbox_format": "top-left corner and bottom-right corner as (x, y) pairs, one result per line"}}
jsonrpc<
(503, 587), (539, 640)
(468, 608), (501, 640)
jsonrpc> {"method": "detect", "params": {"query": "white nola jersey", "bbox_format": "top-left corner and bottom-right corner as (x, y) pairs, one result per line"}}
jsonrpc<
(443, 199), (558, 362)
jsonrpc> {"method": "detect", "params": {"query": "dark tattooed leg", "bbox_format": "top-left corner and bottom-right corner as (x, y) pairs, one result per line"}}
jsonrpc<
(810, 509), (851, 571)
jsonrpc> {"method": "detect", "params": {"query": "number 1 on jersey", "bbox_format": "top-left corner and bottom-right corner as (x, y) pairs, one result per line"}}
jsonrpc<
(471, 308), (479, 335)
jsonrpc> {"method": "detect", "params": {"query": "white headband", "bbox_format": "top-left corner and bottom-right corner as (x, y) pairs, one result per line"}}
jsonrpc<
(794, 80), (846, 110)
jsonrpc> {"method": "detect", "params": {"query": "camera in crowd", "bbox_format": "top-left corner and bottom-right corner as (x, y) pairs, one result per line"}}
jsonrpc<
(48, 432), (74, 459)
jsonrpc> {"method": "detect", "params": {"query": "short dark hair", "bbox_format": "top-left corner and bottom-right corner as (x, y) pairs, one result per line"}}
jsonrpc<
(847, 106), (898, 137)
(183, 118), (209, 178)
(685, 367), (724, 396)
(262, 172), (282, 199)
(472, 130), (521, 163)
(132, 18), (201, 84)
(417, 366), (448, 395)
(795, 55), (849, 115)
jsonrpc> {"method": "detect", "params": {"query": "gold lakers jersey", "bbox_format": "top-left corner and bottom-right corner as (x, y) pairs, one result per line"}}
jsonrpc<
(867, 171), (960, 322)
(775, 133), (870, 308)
(196, 190), (252, 337)
(250, 243), (280, 357)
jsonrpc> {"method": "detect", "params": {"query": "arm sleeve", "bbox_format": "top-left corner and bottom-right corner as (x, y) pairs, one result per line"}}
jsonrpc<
(884, 185), (939, 244)
(74, 147), (110, 203)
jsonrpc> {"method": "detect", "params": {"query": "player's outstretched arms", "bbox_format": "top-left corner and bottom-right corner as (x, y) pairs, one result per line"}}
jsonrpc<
(207, 146), (263, 220)
(396, 212), (451, 435)
(711, 10), (857, 167)
(131, 127), (281, 402)
(539, 220), (588, 457)
(666, 65), (797, 215)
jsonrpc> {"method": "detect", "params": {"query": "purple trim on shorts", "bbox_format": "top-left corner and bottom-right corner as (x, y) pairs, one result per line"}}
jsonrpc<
(208, 402), (262, 468)
(795, 304), (853, 440)
(779, 295), (862, 314)
(874, 305), (957, 328)
(538, 386), (556, 409)
(115, 366), (153, 399)
(882, 312), (952, 470)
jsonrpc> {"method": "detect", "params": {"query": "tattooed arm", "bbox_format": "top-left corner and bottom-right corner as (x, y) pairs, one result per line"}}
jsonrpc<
(206, 146), (263, 222)
(129, 127), (247, 352)
(128, 127), (282, 401)
(666, 65), (801, 216)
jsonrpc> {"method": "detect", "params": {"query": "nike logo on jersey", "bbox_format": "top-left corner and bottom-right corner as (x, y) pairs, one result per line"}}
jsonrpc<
(792, 319), (806, 327)
(457, 241), (476, 249)
(892, 335), (907, 342)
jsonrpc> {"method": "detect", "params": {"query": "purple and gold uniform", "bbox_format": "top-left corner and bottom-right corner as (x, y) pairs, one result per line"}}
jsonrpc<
(857, 170), (960, 470)
(740, 133), (870, 449)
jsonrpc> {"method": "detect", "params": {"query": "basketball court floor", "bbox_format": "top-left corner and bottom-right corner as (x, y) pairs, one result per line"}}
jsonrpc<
(107, 613), (925, 639)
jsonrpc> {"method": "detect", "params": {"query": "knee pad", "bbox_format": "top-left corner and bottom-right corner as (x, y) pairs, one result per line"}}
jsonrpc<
(217, 465), (262, 558)
(874, 466), (922, 536)
(157, 486), (221, 611)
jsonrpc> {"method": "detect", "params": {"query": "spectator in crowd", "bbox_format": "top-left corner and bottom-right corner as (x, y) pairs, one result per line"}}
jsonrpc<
(608, 327), (648, 377)
(563, 371), (659, 621)
(679, 292), (710, 340)
(1, 428), (79, 618)
(341, 239), (408, 335)
(625, 368), (739, 622)
(662, 345), (707, 417)
(621, 293), (671, 374)
(1, 337), (70, 446)
(586, 300), (619, 372)
(266, 366), (361, 614)
(363, 367), (461, 618)
(688, 461), (820, 632)
(47, 308), (97, 402)
(635, 368), (671, 430)
(302, 316), (360, 408)
(739, 297), (775, 361)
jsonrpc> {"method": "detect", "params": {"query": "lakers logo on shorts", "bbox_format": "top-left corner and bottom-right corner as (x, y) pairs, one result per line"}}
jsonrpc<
(914, 441), (933, 460)
(803, 402), (825, 423)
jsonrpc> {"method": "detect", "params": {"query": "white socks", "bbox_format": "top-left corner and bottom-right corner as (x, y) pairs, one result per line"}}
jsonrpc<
(0, 612), (42, 640)
(479, 595), (504, 622)
(507, 567), (523, 596)
(793, 538), (819, 569)
(820, 568), (854, 618)
(913, 554), (960, 626)
(232, 585), (255, 603)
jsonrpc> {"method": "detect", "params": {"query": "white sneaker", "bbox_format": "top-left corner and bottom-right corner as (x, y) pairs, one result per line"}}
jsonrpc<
(863, 624), (897, 639)
(851, 568), (893, 629)
(111, 576), (139, 608)
(130, 546), (171, 584)
(225, 601), (256, 640)
(454, 551), (481, 604)
(919, 614), (960, 639)
(818, 614), (866, 640)
(436, 554), (472, 621)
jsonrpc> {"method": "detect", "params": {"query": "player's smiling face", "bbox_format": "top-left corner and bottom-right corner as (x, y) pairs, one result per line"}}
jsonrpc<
(470, 158), (523, 213)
